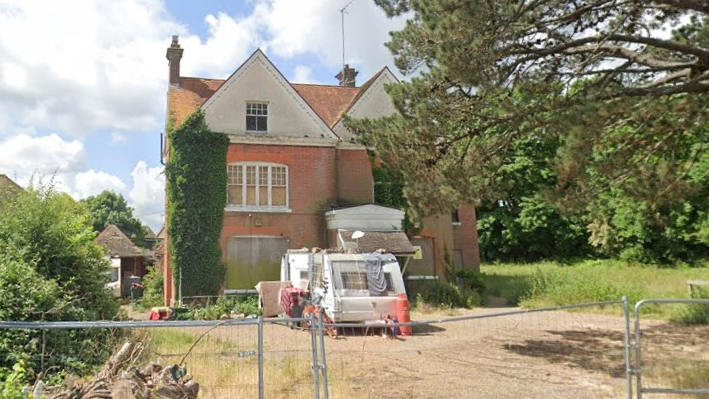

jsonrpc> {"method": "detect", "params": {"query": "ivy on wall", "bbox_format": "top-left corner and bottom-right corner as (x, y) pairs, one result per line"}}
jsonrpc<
(166, 109), (229, 297)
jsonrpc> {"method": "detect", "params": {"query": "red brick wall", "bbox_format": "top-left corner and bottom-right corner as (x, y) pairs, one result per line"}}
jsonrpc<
(336, 148), (373, 205)
(419, 214), (455, 281)
(453, 205), (480, 272)
(222, 143), (338, 249)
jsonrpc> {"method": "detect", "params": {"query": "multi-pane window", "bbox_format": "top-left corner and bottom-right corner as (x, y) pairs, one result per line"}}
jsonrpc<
(246, 102), (268, 132)
(227, 163), (288, 210)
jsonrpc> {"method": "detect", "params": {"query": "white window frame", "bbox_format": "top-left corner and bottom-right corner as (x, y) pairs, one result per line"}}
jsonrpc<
(246, 102), (268, 133)
(226, 162), (290, 212)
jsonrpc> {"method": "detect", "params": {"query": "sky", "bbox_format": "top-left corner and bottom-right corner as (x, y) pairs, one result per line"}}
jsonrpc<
(0, 0), (407, 231)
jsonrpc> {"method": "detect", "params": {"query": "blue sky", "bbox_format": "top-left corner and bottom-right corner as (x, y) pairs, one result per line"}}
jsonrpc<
(0, 0), (406, 231)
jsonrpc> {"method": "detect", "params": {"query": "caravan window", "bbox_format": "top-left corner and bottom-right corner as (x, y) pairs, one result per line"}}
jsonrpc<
(332, 260), (396, 297)
(340, 272), (367, 290)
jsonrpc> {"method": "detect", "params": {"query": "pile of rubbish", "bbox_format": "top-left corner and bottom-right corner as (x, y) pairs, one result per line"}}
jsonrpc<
(43, 342), (199, 399)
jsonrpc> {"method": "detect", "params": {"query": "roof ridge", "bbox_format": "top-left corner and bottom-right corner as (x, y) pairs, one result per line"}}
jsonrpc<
(291, 82), (357, 88)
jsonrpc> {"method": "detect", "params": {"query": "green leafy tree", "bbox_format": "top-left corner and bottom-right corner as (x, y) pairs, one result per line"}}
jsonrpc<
(0, 185), (120, 380)
(166, 109), (228, 298)
(373, 166), (421, 235)
(348, 0), (709, 263)
(476, 134), (591, 261)
(81, 190), (146, 247)
(354, 0), (709, 214)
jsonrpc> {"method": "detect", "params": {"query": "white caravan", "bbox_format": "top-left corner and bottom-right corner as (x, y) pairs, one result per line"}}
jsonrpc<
(280, 250), (407, 323)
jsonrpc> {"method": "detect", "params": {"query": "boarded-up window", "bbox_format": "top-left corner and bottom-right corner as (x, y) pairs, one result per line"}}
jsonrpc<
(226, 163), (289, 210)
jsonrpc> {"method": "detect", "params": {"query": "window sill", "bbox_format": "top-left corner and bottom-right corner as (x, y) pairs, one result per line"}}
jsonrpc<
(225, 206), (292, 213)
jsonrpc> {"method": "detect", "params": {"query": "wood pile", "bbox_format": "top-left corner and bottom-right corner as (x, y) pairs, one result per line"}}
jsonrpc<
(45, 342), (199, 399)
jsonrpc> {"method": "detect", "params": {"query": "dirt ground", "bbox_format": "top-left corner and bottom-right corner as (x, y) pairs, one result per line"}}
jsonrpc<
(135, 304), (709, 399)
(265, 307), (707, 399)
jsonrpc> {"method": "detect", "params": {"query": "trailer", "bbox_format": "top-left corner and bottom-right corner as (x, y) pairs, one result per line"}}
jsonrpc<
(280, 250), (408, 323)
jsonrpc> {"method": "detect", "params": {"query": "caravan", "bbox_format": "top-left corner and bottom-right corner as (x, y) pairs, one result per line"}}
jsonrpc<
(280, 250), (407, 323)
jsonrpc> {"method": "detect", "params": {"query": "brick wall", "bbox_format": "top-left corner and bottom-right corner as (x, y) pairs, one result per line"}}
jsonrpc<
(336, 148), (374, 205)
(222, 143), (373, 249)
(453, 205), (480, 272)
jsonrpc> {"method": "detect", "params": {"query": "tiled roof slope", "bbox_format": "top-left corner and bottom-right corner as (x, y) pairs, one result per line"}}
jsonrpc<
(291, 84), (359, 127)
(94, 224), (145, 258)
(166, 70), (387, 130)
(168, 77), (224, 128)
(0, 174), (23, 195)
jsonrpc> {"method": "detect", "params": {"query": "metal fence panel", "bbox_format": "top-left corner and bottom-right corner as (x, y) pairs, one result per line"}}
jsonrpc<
(320, 301), (630, 399)
(0, 319), (262, 399)
(634, 299), (709, 399)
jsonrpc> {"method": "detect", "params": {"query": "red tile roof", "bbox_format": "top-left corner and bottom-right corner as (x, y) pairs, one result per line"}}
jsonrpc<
(94, 224), (145, 258)
(167, 77), (224, 128)
(166, 68), (389, 130)
(291, 84), (359, 127)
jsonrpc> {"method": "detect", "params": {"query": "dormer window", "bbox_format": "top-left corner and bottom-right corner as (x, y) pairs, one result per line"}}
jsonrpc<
(246, 102), (268, 133)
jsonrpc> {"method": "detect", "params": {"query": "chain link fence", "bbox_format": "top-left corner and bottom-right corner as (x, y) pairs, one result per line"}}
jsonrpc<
(1, 298), (707, 398)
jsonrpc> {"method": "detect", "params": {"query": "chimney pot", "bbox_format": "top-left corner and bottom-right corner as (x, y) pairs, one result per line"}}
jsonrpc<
(166, 35), (184, 87)
(335, 64), (358, 87)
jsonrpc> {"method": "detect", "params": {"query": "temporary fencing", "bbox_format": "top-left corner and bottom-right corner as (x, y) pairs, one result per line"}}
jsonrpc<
(633, 298), (709, 398)
(0, 297), (707, 398)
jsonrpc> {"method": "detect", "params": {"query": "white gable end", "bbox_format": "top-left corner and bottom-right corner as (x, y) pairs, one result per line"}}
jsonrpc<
(202, 50), (336, 139)
(334, 68), (399, 141)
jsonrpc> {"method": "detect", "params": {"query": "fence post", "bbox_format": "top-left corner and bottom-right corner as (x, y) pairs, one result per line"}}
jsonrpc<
(634, 301), (645, 399)
(622, 296), (633, 399)
(317, 313), (330, 399)
(309, 313), (321, 399)
(258, 316), (264, 399)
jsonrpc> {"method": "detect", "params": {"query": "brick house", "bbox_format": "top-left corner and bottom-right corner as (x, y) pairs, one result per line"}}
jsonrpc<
(163, 36), (479, 304)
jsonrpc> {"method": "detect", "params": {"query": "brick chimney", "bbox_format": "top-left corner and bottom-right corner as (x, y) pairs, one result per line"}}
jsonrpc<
(166, 35), (183, 87)
(335, 64), (358, 87)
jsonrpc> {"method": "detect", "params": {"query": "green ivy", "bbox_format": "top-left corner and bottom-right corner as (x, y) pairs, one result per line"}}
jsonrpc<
(166, 110), (229, 297)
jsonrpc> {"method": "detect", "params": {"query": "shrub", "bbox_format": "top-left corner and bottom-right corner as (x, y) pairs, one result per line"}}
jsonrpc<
(0, 185), (120, 380)
(182, 296), (262, 320)
(673, 287), (709, 325)
(417, 281), (466, 308)
(136, 265), (164, 309)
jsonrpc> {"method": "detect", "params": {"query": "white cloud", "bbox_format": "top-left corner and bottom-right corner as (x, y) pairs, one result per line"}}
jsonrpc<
(0, 133), (84, 176)
(72, 169), (127, 199)
(129, 161), (165, 231)
(291, 66), (320, 83)
(257, 0), (407, 78)
(0, 0), (185, 136)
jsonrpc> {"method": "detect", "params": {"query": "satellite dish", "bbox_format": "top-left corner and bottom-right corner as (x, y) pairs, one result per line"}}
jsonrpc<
(352, 230), (365, 239)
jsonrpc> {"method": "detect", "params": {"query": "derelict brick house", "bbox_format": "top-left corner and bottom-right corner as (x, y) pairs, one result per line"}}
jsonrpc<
(162, 36), (479, 304)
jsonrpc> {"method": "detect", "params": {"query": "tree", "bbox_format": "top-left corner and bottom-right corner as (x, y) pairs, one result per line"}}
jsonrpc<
(476, 134), (591, 261)
(0, 185), (120, 379)
(82, 191), (146, 247)
(352, 0), (709, 217)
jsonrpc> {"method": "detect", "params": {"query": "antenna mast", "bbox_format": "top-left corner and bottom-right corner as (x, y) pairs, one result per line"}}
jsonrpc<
(340, 0), (356, 75)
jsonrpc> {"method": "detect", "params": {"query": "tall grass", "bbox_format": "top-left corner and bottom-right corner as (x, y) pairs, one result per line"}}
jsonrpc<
(483, 260), (709, 319)
(141, 328), (360, 399)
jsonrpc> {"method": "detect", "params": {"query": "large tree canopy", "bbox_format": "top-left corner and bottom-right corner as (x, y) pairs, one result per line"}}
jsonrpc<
(352, 0), (709, 218)
(81, 190), (146, 247)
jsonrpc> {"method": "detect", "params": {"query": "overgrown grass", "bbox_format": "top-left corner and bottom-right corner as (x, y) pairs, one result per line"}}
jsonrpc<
(483, 259), (709, 319)
(142, 328), (358, 399)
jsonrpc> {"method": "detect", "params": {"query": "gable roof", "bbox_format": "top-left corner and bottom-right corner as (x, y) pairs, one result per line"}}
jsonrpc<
(0, 174), (23, 194)
(202, 49), (336, 138)
(166, 51), (393, 132)
(94, 224), (145, 258)
(291, 84), (359, 128)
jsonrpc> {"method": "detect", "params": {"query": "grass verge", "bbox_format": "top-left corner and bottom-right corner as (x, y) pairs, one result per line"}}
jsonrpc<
(483, 259), (709, 319)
